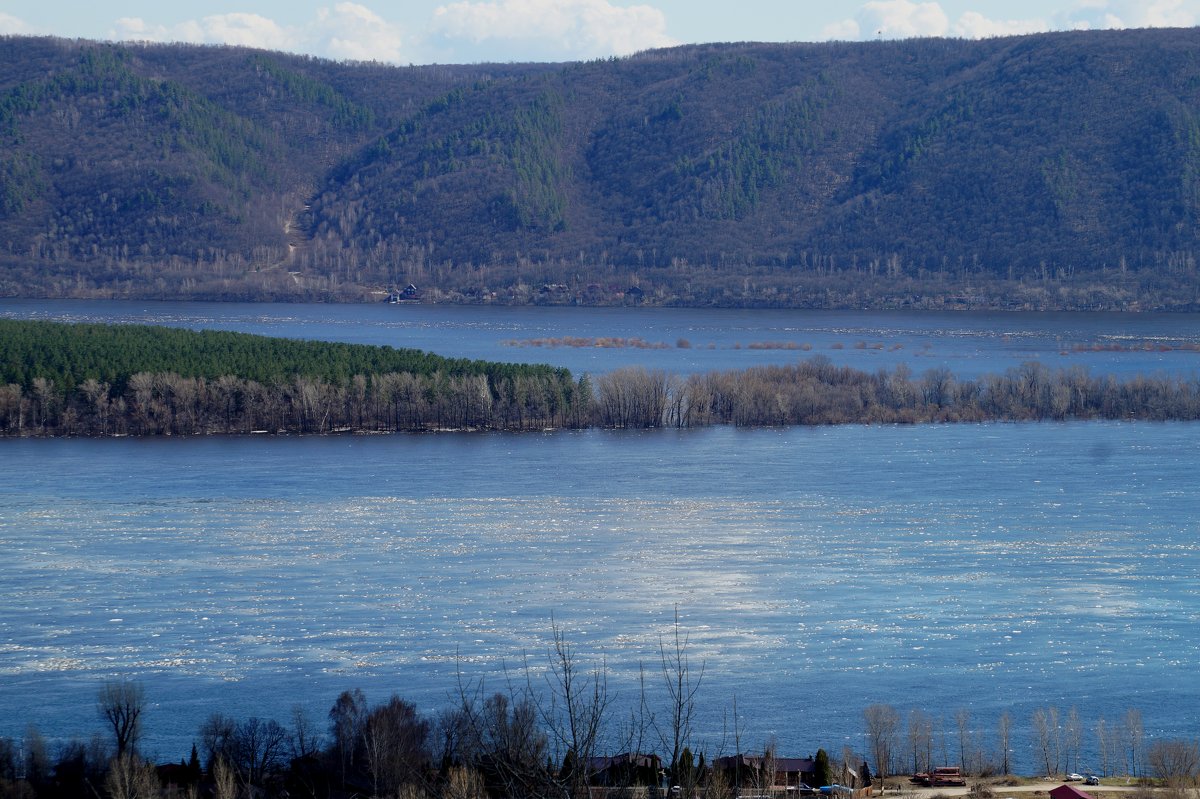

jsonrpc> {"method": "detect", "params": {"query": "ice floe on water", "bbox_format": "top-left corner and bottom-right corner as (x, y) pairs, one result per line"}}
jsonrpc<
(1, 421), (1198, 761)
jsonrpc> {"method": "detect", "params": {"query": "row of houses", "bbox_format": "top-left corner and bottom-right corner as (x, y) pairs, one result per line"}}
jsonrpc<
(382, 283), (649, 304)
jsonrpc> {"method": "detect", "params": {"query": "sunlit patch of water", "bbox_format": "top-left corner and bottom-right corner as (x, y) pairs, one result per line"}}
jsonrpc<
(1, 420), (1198, 764)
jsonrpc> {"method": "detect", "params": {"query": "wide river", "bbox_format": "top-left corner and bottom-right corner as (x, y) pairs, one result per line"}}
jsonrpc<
(1, 300), (1198, 773)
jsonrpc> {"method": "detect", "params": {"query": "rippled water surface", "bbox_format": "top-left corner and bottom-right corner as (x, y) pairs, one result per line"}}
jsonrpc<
(1, 301), (1198, 767)
(5, 298), (1200, 378)
(3, 424), (1198, 766)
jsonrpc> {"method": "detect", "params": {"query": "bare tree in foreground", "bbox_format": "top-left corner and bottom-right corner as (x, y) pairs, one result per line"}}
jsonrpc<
(103, 753), (157, 799)
(537, 619), (611, 799)
(98, 681), (145, 759)
(864, 704), (899, 781)
(954, 708), (971, 774)
(654, 607), (704, 789)
(909, 709), (934, 775)
(996, 711), (1012, 776)
(1123, 708), (1144, 778)
(1147, 739), (1200, 787)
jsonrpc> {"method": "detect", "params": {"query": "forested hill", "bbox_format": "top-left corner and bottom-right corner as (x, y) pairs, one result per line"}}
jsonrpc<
(3, 29), (1200, 309)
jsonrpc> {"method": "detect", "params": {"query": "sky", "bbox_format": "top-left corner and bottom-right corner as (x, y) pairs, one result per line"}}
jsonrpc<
(1, 0), (1198, 65)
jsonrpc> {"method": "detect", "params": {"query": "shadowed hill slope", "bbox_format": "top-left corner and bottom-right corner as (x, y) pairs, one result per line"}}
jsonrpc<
(2, 30), (1199, 308)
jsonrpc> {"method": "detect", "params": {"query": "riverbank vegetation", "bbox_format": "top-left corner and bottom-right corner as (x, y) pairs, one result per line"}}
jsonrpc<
(3, 320), (1200, 436)
(0, 320), (587, 434)
(1, 634), (1196, 799)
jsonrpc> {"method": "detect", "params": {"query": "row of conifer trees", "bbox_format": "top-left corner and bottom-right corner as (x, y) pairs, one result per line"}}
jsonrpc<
(4, 320), (1200, 436)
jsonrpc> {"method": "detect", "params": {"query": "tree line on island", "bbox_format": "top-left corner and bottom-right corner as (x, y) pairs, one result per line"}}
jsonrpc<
(3, 320), (1200, 436)
(2, 621), (1197, 799)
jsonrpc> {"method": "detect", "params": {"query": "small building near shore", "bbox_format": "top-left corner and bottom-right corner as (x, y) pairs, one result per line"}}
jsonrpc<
(713, 754), (819, 791)
(586, 753), (662, 787)
(386, 284), (421, 303)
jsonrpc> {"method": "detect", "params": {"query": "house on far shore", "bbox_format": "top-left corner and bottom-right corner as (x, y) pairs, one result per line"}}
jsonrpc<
(586, 753), (662, 787)
(714, 755), (820, 792)
(1051, 785), (1096, 799)
(386, 284), (420, 302)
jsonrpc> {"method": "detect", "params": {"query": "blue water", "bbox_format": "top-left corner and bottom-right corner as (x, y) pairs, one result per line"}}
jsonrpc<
(1, 302), (1198, 772)
(4, 298), (1200, 378)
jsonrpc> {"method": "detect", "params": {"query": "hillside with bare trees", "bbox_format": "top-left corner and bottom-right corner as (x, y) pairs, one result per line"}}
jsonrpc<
(3, 29), (1200, 308)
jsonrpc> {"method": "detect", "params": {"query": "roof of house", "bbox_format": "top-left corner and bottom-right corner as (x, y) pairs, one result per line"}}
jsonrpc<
(586, 753), (660, 771)
(713, 755), (816, 773)
(1050, 785), (1096, 799)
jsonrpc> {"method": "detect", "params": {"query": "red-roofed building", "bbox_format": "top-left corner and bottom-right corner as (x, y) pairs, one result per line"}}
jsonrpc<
(1050, 784), (1096, 799)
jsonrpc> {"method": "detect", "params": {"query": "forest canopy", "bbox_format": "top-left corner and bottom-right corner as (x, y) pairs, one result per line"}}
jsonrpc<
(3, 320), (1200, 436)
(2, 30), (1200, 309)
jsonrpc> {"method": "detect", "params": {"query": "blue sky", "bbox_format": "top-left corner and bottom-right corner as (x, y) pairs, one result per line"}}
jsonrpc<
(2, 0), (1198, 64)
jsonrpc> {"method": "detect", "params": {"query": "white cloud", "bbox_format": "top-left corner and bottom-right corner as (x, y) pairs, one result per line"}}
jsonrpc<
(111, 17), (174, 42)
(854, 0), (950, 39)
(821, 2), (1053, 41)
(1058, 0), (1200, 29)
(201, 13), (295, 50)
(104, 0), (677, 64)
(430, 0), (677, 60)
(0, 12), (33, 35)
(112, 13), (298, 52)
(820, 18), (862, 40)
(952, 11), (1048, 38)
(109, 4), (404, 63)
(313, 3), (405, 63)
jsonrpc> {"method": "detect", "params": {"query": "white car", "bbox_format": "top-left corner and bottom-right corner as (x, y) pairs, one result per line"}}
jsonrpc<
(1067, 774), (1083, 781)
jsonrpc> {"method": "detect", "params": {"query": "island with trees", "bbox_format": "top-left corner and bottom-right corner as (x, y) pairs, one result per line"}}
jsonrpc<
(3, 320), (1200, 437)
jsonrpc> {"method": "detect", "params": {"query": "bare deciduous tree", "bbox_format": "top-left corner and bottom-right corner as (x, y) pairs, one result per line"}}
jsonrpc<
(290, 703), (320, 760)
(451, 679), (551, 799)
(361, 696), (431, 798)
(211, 756), (238, 799)
(537, 619), (611, 799)
(954, 708), (971, 774)
(1064, 707), (1082, 776)
(1048, 707), (1062, 776)
(996, 711), (1012, 777)
(1096, 718), (1111, 777)
(655, 607), (704, 788)
(200, 712), (237, 773)
(232, 716), (288, 788)
(1032, 708), (1052, 777)
(1122, 708), (1144, 778)
(594, 367), (673, 428)
(908, 709), (934, 775)
(1147, 739), (1200, 786)
(103, 753), (158, 799)
(864, 704), (899, 781)
(328, 688), (367, 787)
(98, 681), (145, 759)
(444, 765), (489, 799)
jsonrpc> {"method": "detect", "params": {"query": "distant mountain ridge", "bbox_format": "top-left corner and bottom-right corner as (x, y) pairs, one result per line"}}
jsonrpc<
(1, 30), (1199, 309)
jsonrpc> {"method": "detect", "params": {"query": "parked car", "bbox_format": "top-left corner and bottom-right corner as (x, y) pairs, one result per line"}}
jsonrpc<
(1084, 775), (1100, 786)
(1068, 774), (1084, 781)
